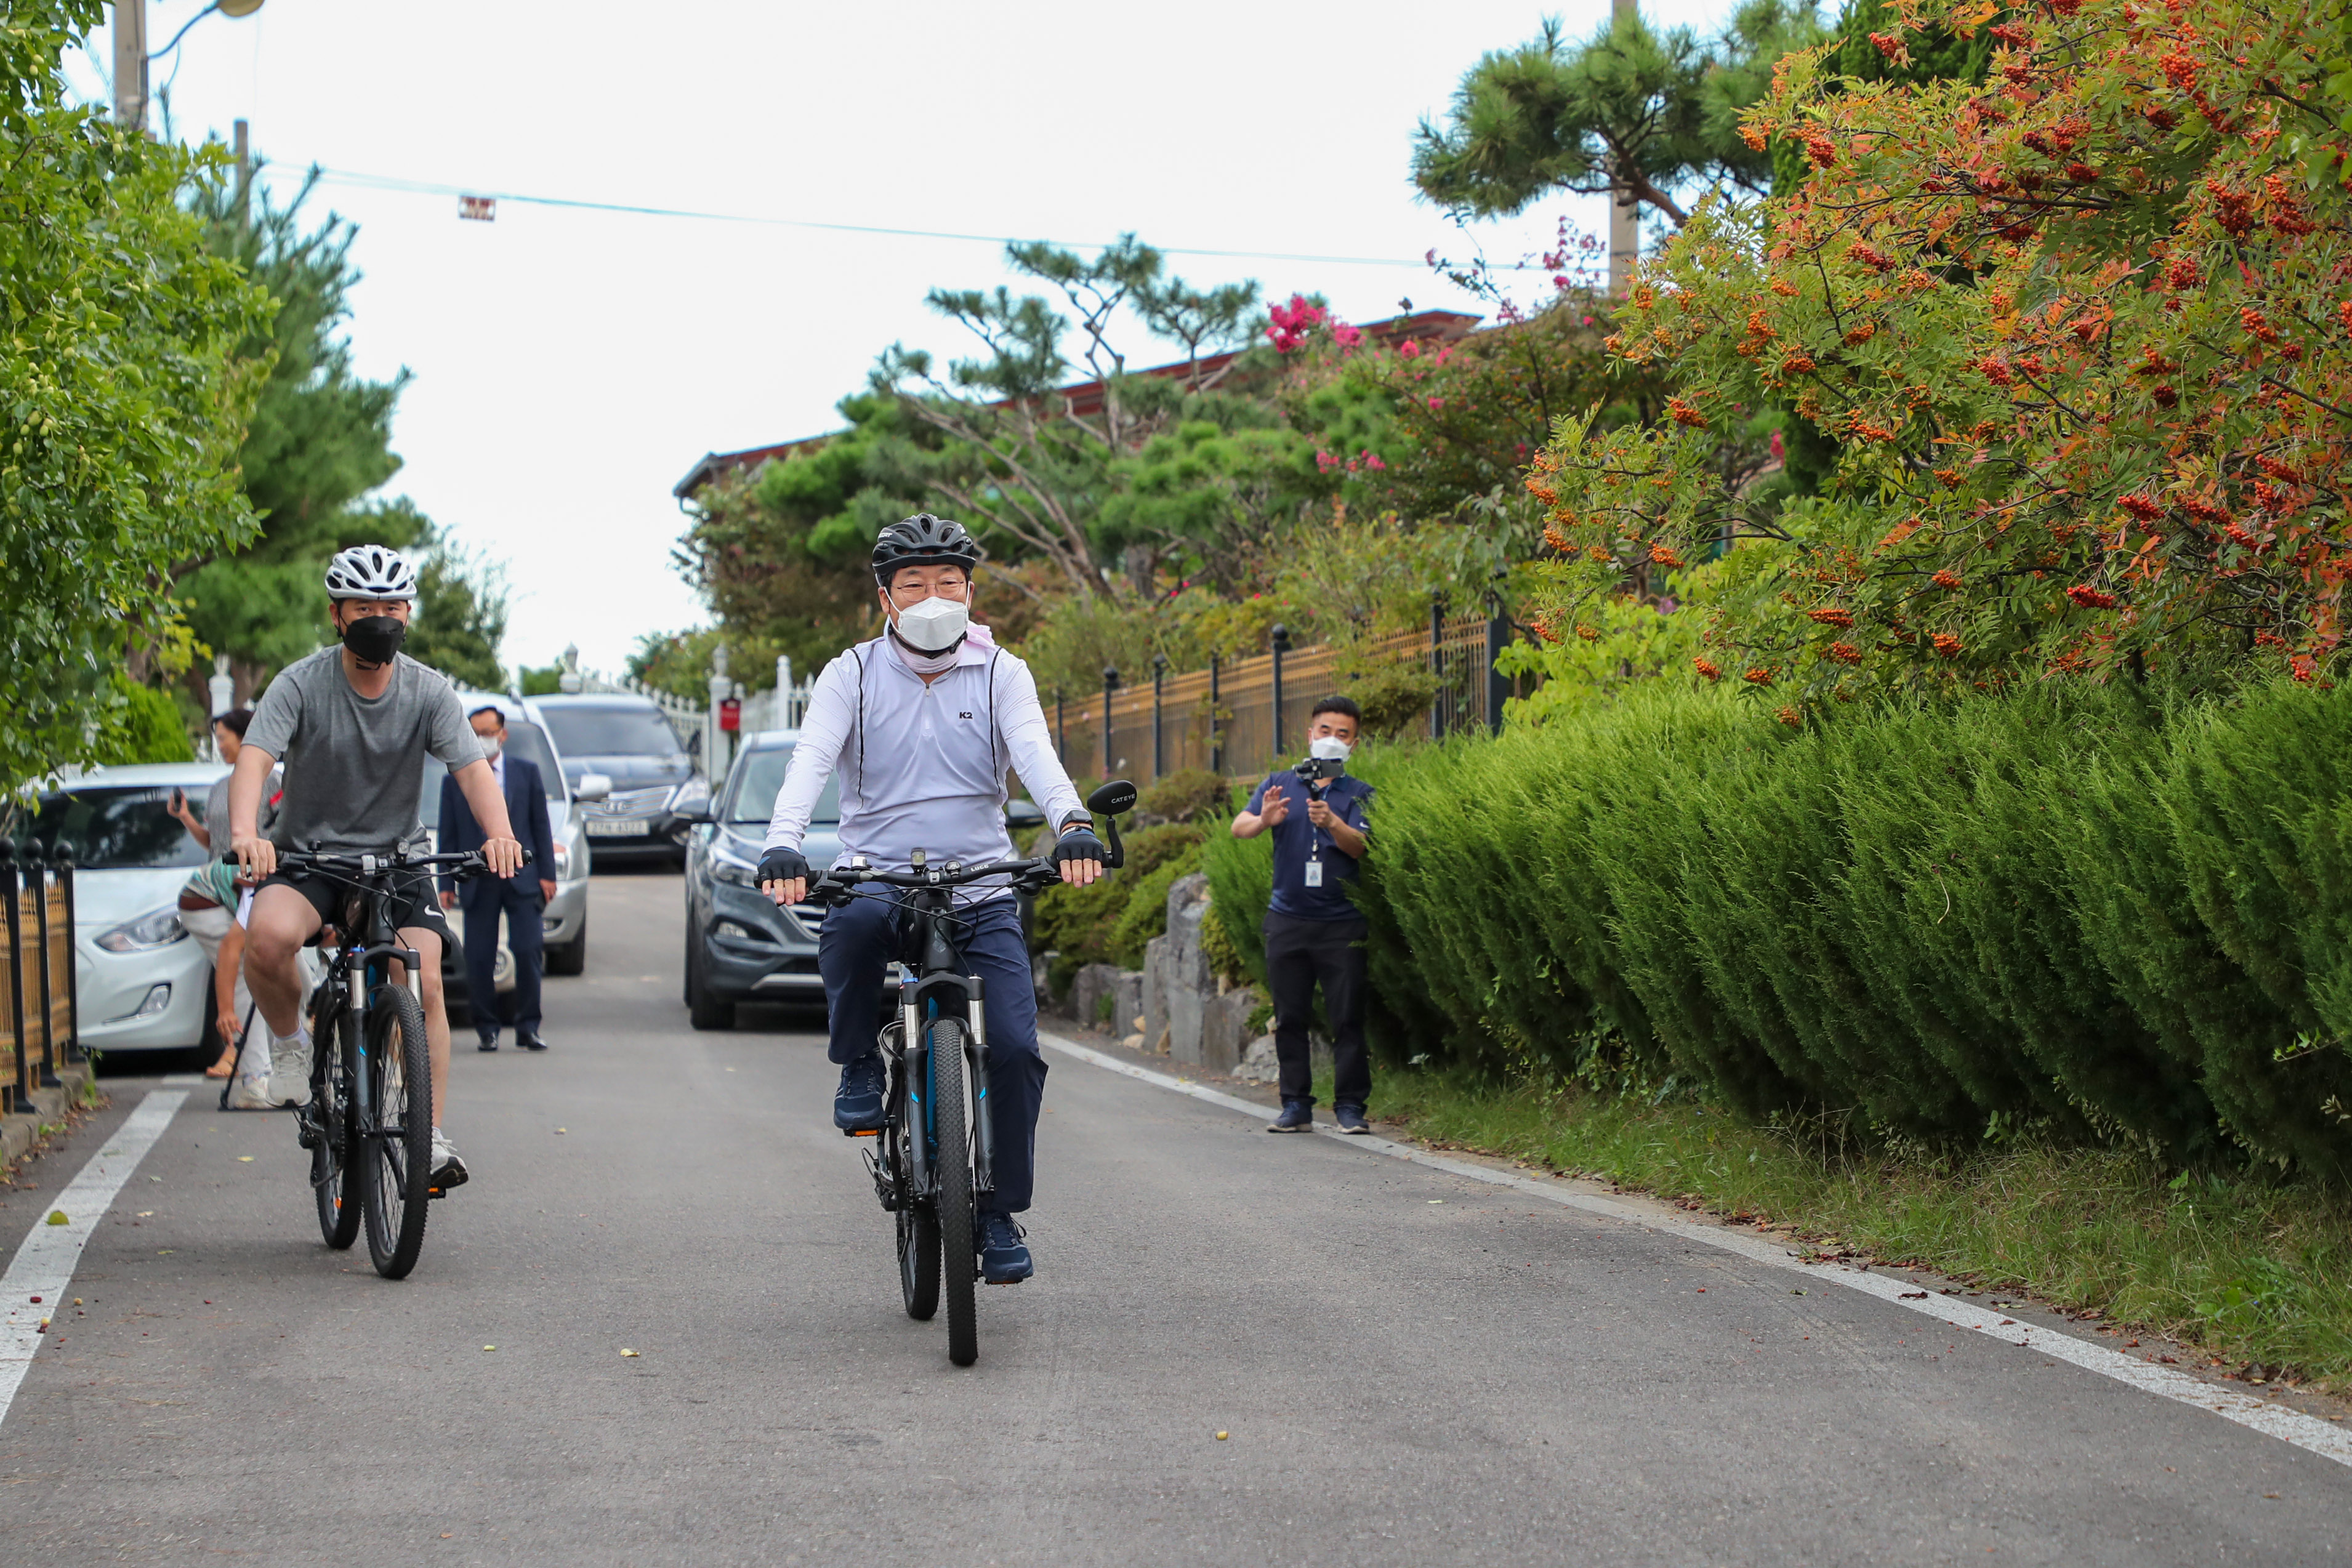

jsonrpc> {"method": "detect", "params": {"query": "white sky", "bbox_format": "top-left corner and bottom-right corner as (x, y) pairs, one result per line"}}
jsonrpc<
(70, 0), (1741, 678)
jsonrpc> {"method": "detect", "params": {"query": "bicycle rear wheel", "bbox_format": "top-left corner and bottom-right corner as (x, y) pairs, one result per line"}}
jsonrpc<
(359, 982), (434, 1279)
(928, 1018), (977, 1367)
(312, 995), (361, 1250)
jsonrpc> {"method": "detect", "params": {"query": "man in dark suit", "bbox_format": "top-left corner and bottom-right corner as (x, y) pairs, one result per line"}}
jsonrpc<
(440, 704), (558, 1051)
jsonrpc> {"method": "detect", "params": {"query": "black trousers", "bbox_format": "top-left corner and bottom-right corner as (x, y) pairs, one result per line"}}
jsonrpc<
(1262, 912), (1371, 1109)
(463, 879), (542, 1037)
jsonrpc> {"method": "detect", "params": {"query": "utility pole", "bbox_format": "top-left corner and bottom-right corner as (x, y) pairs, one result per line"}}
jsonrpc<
(112, 2), (147, 131)
(1609, 0), (1640, 299)
(233, 117), (250, 228)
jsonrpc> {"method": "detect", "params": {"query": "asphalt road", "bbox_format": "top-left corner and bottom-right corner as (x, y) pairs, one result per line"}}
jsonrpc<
(2, 870), (2348, 1565)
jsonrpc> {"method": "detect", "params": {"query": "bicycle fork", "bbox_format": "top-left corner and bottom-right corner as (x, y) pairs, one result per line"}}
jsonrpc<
(892, 976), (997, 1212)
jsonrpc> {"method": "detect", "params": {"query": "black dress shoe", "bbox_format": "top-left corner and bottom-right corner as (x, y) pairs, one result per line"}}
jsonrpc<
(516, 1031), (549, 1052)
(477, 1035), (499, 1053)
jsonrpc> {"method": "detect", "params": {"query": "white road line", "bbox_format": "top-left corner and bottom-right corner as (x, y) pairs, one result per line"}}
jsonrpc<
(0, 1091), (185, 1428)
(1039, 1031), (2352, 1469)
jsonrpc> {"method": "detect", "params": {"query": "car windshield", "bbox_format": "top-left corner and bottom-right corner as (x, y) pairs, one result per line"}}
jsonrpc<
(421, 720), (567, 812)
(539, 706), (683, 759)
(729, 746), (839, 824)
(7, 787), (208, 870)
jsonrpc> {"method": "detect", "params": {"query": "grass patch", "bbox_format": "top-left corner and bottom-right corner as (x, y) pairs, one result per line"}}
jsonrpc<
(1359, 1067), (2352, 1390)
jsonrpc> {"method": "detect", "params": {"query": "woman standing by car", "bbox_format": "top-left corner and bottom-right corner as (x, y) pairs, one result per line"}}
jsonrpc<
(166, 709), (257, 1076)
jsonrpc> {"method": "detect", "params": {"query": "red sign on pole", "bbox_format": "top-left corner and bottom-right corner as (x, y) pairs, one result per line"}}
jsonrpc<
(718, 696), (741, 733)
(459, 195), (497, 222)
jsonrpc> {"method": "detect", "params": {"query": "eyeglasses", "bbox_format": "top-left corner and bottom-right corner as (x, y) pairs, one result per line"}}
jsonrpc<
(887, 577), (970, 604)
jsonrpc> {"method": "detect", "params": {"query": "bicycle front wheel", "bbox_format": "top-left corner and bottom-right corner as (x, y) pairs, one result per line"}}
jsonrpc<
(359, 982), (434, 1279)
(312, 994), (361, 1250)
(928, 1018), (977, 1368)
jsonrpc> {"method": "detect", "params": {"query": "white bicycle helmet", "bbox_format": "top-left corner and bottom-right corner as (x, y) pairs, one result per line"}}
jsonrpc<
(324, 544), (419, 601)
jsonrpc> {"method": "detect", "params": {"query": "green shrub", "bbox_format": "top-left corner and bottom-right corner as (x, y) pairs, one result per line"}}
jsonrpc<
(1105, 843), (1206, 968)
(1201, 818), (1273, 988)
(1350, 678), (2352, 1179)
(1137, 768), (1232, 823)
(1031, 821), (1207, 991)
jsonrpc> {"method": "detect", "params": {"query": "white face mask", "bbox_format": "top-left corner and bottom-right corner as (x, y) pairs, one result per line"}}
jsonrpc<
(477, 736), (502, 760)
(892, 593), (970, 657)
(1310, 735), (1353, 762)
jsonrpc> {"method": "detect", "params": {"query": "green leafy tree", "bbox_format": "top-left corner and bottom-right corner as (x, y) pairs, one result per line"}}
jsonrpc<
(0, 2), (272, 786)
(1413, 1), (1826, 228)
(1527, 0), (2352, 702)
(403, 517), (510, 690)
(872, 236), (1265, 597)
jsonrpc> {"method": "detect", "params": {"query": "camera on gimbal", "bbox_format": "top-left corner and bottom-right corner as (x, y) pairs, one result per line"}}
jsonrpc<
(1292, 754), (1344, 798)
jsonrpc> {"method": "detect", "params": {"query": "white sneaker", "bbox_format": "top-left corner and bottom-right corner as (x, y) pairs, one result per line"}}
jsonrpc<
(271, 1032), (313, 1108)
(429, 1129), (469, 1193)
(227, 1071), (275, 1111)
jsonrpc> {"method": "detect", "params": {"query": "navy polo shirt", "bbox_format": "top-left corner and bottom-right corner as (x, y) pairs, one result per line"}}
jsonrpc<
(1246, 770), (1374, 922)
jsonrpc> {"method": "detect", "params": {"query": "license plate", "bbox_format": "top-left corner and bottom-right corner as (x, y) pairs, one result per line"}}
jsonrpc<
(586, 819), (651, 837)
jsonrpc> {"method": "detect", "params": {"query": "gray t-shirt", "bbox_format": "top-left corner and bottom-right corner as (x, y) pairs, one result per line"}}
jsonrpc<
(245, 646), (484, 853)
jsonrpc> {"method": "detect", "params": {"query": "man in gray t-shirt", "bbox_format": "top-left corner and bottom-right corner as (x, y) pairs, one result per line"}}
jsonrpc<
(226, 544), (525, 1193)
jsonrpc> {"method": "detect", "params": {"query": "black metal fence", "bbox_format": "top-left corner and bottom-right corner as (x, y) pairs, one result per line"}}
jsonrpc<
(2, 850), (78, 1117)
(1050, 605), (1519, 786)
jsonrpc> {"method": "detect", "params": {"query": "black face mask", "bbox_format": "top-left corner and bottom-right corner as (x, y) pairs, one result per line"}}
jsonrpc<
(341, 614), (406, 666)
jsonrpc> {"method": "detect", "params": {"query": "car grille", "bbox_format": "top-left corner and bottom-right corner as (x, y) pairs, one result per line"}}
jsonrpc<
(584, 786), (674, 817)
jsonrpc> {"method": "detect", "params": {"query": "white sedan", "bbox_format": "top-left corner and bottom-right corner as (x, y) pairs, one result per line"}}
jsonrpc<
(19, 763), (233, 1058)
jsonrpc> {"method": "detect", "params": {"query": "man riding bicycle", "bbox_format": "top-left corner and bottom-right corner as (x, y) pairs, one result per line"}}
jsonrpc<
(755, 514), (1102, 1285)
(224, 545), (526, 1192)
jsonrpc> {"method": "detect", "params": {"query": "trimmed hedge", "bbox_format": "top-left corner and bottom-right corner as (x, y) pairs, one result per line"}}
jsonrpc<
(1332, 681), (2352, 1178)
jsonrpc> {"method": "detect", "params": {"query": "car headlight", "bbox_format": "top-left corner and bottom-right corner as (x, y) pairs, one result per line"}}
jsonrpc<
(96, 906), (190, 953)
(552, 841), (571, 877)
(668, 776), (711, 812)
(711, 845), (760, 887)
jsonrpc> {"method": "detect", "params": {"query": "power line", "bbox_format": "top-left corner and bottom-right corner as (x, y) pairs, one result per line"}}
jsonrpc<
(303, 166), (1439, 271)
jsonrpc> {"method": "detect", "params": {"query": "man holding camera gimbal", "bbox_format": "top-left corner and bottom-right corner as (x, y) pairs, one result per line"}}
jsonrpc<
(1231, 696), (1373, 1135)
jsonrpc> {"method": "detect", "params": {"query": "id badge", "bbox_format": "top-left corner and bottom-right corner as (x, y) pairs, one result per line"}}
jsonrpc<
(1305, 859), (1323, 888)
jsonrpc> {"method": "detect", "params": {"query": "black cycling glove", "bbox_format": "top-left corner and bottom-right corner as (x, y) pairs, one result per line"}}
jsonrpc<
(1052, 821), (1105, 868)
(755, 846), (809, 890)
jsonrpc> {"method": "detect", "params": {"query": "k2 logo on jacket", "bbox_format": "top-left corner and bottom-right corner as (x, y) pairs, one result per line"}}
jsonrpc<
(959, 712), (975, 720)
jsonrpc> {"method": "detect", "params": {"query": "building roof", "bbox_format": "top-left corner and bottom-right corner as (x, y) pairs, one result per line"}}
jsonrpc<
(669, 309), (1481, 500)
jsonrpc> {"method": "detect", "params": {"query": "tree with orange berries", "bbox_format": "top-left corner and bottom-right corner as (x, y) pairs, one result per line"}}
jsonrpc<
(1524, 0), (2352, 702)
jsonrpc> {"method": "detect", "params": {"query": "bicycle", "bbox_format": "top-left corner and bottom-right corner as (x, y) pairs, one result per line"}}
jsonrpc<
(807, 780), (1134, 1367)
(262, 844), (525, 1280)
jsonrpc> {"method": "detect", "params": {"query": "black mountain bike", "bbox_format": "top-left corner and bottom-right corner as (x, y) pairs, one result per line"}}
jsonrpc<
(808, 781), (1133, 1367)
(267, 845), (523, 1280)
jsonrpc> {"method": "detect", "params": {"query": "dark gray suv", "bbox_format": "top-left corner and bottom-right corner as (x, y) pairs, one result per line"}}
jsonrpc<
(534, 694), (706, 866)
(680, 731), (842, 1029)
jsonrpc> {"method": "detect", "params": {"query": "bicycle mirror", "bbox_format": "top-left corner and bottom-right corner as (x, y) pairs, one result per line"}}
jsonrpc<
(1086, 780), (1137, 816)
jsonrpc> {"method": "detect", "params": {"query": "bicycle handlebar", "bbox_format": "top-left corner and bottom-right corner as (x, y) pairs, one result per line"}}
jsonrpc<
(227, 846), (532, 877)
(808, 856), (1060, 906)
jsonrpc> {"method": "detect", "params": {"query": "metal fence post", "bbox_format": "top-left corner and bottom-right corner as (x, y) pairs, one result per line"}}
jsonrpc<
(1208, 654), (1223, 776)
(1100, 666), (1121, 781)
(1151, 653), (1167, 780)
(1484, 592), (1509, 736)
(54, 855), (77, 1064)
(1270, 624), (1292, 761)
(26, 853), (56, 1088)
(2, 848), (21, 1115)
(1429, 592), (1446, 741)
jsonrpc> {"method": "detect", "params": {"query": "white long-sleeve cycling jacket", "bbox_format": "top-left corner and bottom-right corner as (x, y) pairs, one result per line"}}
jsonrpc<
(761, 624), (1086, 885)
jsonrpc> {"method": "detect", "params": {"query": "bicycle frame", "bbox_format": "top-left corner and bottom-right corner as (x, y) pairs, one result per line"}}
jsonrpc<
(882, 887), (996, 1211)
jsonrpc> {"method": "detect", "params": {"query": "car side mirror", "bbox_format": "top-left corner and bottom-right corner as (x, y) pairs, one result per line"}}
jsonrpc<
(674, 803), (714, 825)
(575, 772), (612, 804)
(1086, 779), (1137, 817)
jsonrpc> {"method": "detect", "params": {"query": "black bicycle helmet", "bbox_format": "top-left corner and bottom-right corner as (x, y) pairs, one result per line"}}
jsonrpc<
(871, 512), (984, 584)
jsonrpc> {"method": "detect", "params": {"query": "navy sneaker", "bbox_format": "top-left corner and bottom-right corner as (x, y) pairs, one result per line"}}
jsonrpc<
(1268, 1100), (1313, 1133)
(1335, 1103), (1371, 1135)
(833, 1054), (887, 1132)
(977, 1212), (1033, 1284)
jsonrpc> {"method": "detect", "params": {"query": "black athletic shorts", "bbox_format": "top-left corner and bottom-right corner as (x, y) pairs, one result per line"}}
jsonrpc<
(259, 865), (453, 949)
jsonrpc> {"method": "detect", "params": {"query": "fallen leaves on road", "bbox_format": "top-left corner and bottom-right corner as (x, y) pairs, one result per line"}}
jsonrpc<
(483, 1345), (496, 1352)
(621, 1349), (639, 1357)
(238, 1156), (253, 1162)
(1215, 1431), (1228, 1441)
(45, 1210), (66, 1225)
